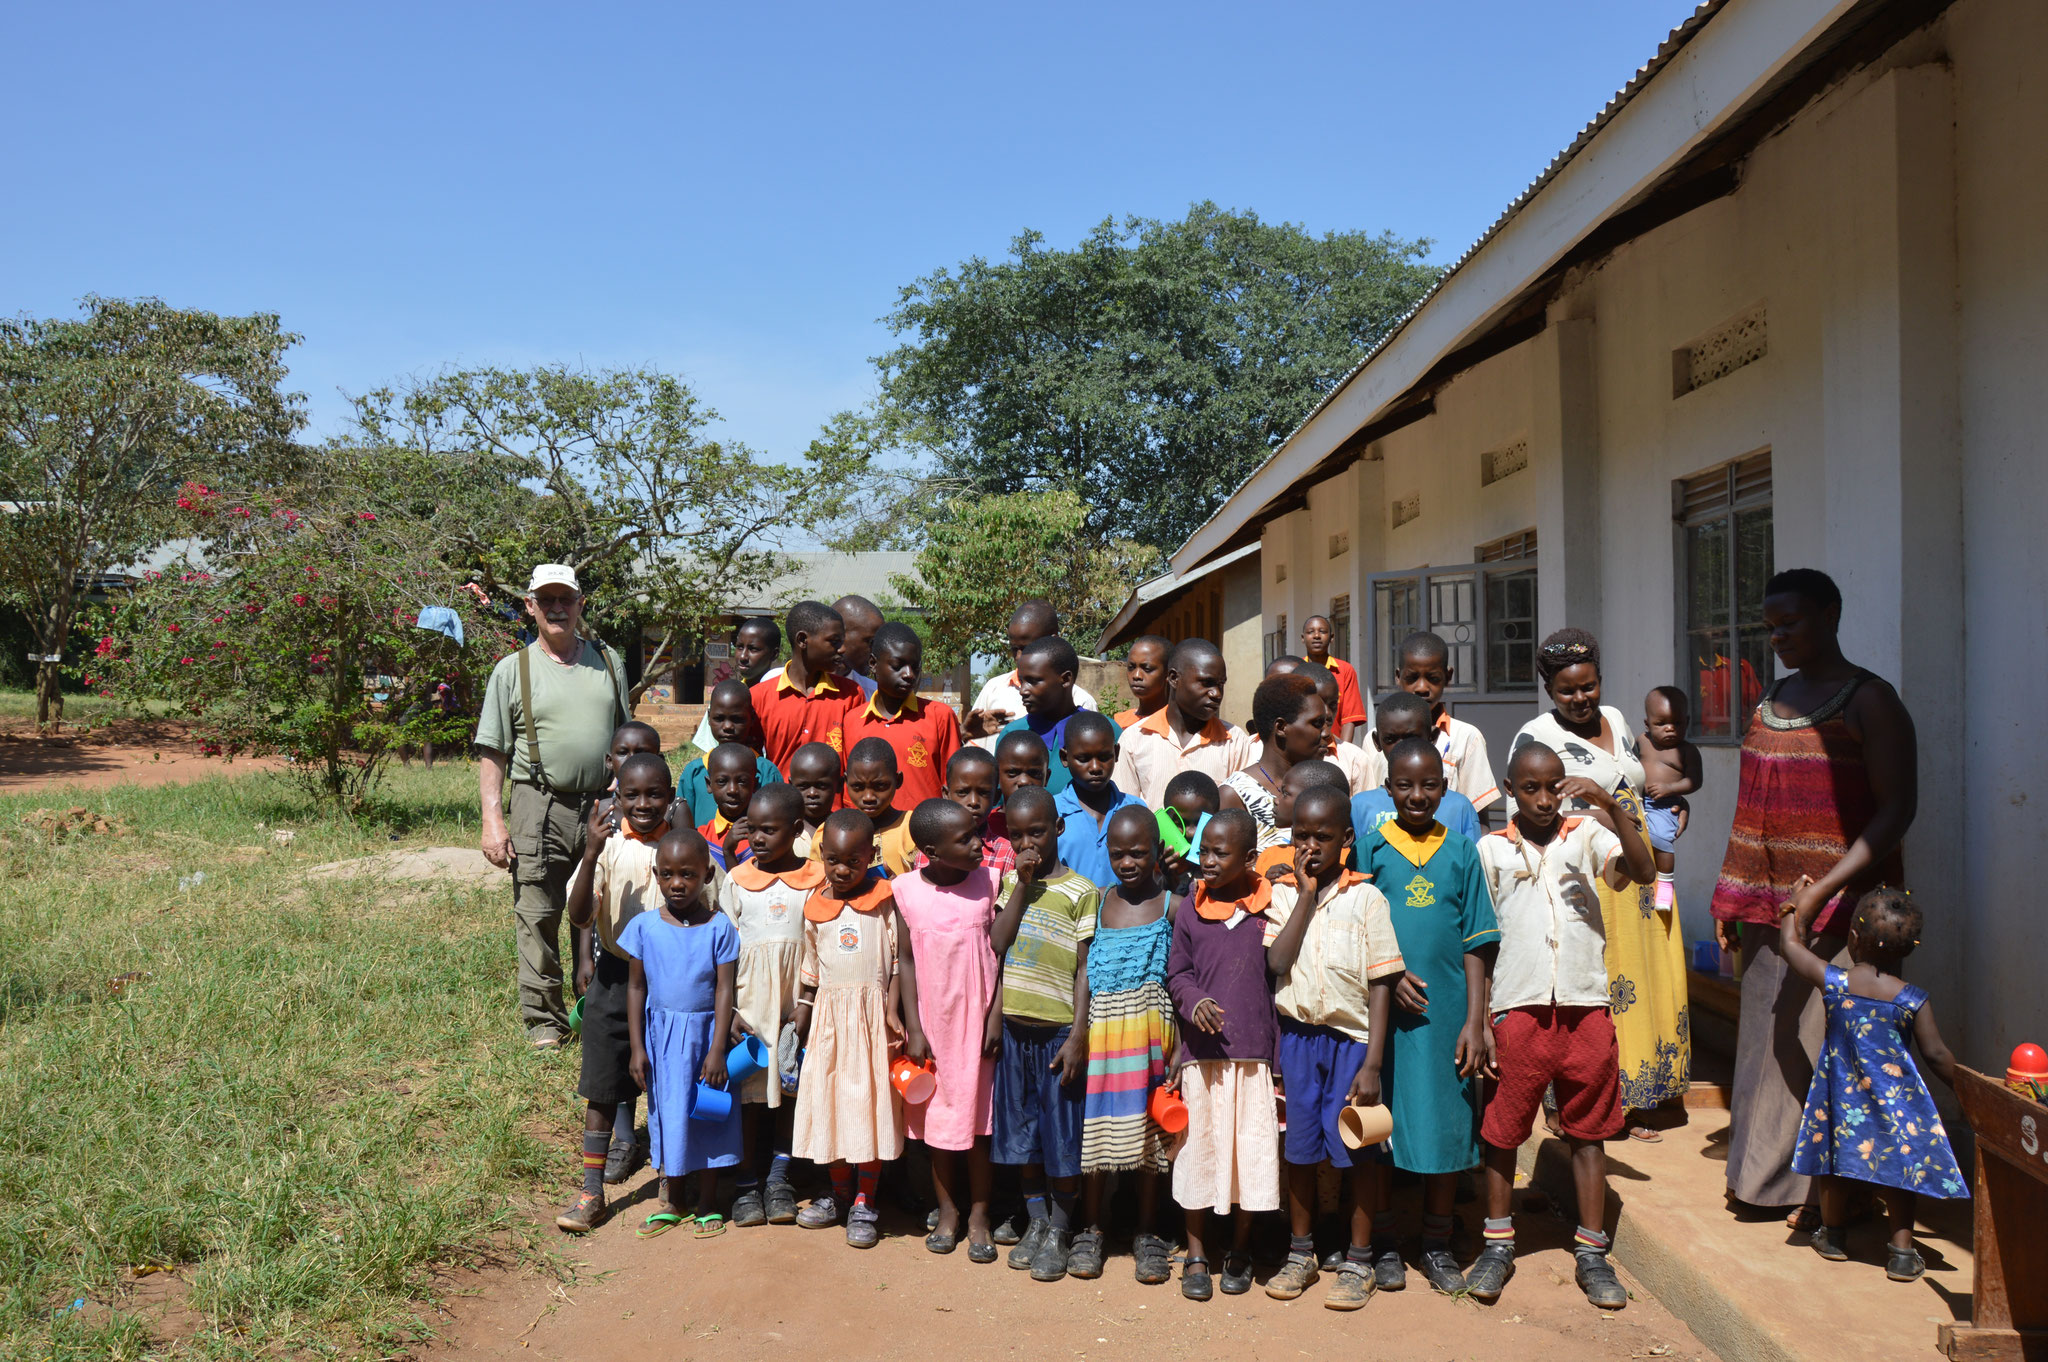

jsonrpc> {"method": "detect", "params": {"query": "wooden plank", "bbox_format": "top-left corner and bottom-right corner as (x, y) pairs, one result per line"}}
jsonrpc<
(1687, 968), (1741, 1023)
(1953, 1068), (2048, 1337)
(1937, 1321), (2048, 1361)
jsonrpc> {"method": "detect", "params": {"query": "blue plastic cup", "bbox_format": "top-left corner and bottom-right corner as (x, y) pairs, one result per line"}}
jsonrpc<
(727, 1034), (769, 1085)
(690, 1081), (734, 1122)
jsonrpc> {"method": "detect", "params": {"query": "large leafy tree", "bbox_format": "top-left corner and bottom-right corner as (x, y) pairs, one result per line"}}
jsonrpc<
(888, 490), (1152, 668)
(0, 297), (306, 723)
(871, 202), (1440, 553)
(346, 366), (867, 700)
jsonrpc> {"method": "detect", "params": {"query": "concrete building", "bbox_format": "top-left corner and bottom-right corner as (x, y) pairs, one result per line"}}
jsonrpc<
(1161, 0), (2046, 1073)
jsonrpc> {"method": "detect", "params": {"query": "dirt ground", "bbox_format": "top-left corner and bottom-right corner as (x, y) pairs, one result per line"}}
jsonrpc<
(0, 717), (277, 791)
(434, 1179), (1717, 1362)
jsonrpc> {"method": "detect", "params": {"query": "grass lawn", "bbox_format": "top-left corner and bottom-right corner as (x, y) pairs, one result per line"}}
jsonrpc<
(0, 761), (569, 1359)
(0, 688), (172, 725)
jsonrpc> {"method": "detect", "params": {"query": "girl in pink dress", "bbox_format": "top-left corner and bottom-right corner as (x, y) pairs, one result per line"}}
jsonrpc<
(896, 798), (1003, 1262)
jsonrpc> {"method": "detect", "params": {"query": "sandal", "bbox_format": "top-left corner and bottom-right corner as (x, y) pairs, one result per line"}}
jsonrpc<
(637, 1204), (686, 1239)
(1786, 1204), (1822, 1233)
(1627, 1125), (1664, 1143)
(693, 1213), (726, 1239)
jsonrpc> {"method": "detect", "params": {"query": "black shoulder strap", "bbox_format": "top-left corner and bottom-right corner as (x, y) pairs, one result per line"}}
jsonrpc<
(595, 639), (630, 732)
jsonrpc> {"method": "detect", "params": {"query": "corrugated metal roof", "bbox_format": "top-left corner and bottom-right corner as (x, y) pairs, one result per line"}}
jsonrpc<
(1177, 0), (1728, 553)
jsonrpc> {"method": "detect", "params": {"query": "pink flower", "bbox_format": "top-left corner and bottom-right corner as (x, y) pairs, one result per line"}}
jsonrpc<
(292, 594), (308, 606)
(244, 603), (261, 615)
(357, 511), (377, 522)
(95, 638), (113, 656)
(167, 623), (181, 634)
(179, 657), (194, 665)
(305, 567), (319, 580)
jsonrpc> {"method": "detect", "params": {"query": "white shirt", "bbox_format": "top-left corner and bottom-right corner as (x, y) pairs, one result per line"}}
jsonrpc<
(1477, 818), (1622, 1012)
(1436, 714), (1499, 812)
(969, 671), (1097, 752)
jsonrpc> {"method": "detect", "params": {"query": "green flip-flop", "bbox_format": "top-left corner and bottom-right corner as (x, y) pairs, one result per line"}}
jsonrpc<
(694, 1213), (727, 1239)
(637, 1207), (686, 1239)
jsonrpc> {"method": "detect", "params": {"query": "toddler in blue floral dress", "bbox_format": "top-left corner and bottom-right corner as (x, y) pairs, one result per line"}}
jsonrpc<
(1782, 886), (1963, 1281)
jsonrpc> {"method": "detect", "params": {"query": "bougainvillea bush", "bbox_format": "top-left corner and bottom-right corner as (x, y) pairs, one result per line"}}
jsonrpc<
(85, 483), (519, 809)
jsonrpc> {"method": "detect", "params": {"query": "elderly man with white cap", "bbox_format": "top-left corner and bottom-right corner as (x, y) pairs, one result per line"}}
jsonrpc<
(475, 565), (631, 1049)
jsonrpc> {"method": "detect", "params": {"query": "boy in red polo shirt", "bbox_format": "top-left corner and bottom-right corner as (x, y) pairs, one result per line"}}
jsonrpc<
(751, 601), (862, 775)
(842, 622), (960, 808)
(1301, 615), (1370, 744)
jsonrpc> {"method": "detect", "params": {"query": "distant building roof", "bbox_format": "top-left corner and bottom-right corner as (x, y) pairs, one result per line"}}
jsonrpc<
(721, 551), (923, 616)
(1097, 542), (1259, 653)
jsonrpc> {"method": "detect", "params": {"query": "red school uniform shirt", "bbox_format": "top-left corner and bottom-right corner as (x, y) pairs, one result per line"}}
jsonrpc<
(1326, 657), (1371, 731)
(751, 663), (862, 775)
(842, 691), (961, 808)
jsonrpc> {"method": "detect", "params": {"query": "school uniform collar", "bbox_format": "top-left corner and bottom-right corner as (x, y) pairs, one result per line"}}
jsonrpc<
(729, 858), (826, 892)
(803, 878), (894, 922)
(701, 813), (732, 837)
(863, 691), (924, 721)
(1137, 705), (1230, 748)
(775, 663), (850, 697)
(1053, 782), (1140, 822)
(1193, 874), (1273, 922)
(620, 819), (671, 845)
(1379, 820), (1447, 868)
(1491, 816), (1587, 847)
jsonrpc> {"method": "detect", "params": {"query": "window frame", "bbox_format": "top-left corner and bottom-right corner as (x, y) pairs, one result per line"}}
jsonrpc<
(1672, 450), (1774, 744)
(1366, 558), (1540, 700)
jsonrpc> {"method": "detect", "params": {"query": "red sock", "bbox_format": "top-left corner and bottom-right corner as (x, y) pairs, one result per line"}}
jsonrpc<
(855, 1161), (881, 1206)
(831, 1164), (855, 1203)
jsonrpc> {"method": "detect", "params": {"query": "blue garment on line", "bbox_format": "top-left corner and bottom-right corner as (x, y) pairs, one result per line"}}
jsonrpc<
(414, 606), (464, 646)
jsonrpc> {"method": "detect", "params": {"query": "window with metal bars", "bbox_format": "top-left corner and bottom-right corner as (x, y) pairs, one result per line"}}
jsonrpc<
(1675, 451), (1773, 740)
(1264, 613), (1288, 668)
(1329, 595), (1352, 662)
(1368, 561), (1537, 696)
(1475, 528), (1538, 562)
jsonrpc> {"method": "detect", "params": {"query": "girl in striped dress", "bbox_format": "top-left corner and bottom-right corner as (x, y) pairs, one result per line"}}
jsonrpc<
(1074, 805), (1179, 1286)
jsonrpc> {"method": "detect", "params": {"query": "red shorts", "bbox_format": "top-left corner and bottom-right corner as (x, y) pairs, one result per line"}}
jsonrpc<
(1481, 1005), (1624, 1148)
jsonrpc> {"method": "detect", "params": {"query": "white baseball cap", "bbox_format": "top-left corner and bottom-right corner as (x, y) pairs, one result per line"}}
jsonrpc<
(527, 564), (580, 593)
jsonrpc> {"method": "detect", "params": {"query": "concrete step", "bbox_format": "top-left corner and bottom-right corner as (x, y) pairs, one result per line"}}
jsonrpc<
(1516, 1107), (1972, 1362)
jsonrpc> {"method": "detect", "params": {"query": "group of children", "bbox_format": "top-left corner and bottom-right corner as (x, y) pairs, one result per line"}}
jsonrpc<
(546, 598), (1963, 1310)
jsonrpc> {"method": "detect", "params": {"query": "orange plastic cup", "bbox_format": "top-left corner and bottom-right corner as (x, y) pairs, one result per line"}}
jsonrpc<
(890, 1055), (936, 1105)
(1148, 1086), (1189, 1134)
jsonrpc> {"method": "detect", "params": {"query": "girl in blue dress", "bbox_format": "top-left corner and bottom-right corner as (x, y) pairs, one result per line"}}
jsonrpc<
(620, 828), (744, 1238)
(1783, 886), (1962, 1281)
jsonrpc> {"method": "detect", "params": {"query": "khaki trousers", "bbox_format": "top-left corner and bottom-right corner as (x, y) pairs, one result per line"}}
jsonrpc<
(508, 782), (593, 1042)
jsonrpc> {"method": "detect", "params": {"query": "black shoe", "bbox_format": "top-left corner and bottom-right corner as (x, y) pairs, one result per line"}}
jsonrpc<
(1886, 1244), (1926, 1281)
(1810, 1225), (1849, 1261)
(765, 1179), (798, 1225)
(1008, 1216), (1050, 1270)
(1219, 1252), (1254, 1295)
(1420, 1246), (1464, 1295)
(968, 1239), (999, 1264)
(1030, 1226), (1073, 1282)
(1067, 1229), (1105, 1279)
(1575, 1250), (1628, 1309)
(1464, 1243), (1515, 1301)
(1181, 1257), (1213, 1301)
(1132, 1233), (1173, 1285)
(602, 1137), (643, 1185)
(993, 1215), (1023, 1247)
(1372, 1245), (1406, 1291)
(731, 1186), (766, 1228)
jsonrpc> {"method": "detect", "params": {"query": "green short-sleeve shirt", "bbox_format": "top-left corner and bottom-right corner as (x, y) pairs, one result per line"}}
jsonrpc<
(996, 867), (1099, 1025)
(475, 641), (626, 794)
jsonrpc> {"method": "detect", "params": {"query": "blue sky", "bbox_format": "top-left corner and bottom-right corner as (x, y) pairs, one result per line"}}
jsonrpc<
(4, 2), (1699, 458)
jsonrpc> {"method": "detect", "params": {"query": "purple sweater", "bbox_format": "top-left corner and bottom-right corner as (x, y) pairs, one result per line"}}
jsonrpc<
(1166, 894), (1278, 1065)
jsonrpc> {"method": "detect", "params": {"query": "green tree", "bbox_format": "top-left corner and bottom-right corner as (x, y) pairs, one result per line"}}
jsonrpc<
(346, 366), (865, 700)
(888, 490), (1152, 668)
(85, 483), (519, 809)
(869, 202), (1439, 552)
(0, 297), (306, 724)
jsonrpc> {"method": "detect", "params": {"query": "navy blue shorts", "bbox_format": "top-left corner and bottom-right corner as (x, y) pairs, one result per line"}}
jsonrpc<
(992, 1017), (1084, 1178)
(1277, 1017), (1378, 1168)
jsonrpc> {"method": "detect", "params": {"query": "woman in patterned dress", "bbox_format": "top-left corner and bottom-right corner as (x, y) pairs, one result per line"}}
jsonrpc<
(1220, 674), (1331, 851)
(1711, 569), (1917, 1221)
(1510, 627), (1690, 1141)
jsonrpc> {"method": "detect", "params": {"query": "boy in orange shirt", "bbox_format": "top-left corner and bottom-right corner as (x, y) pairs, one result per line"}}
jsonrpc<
(1301, 615), (1371, 744)
(842, 622), (960, 808)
